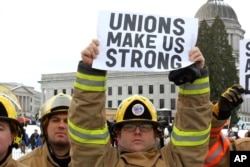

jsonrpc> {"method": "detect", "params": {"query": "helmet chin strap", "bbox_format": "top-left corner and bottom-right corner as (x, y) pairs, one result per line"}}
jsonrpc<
(13, 126), (24, 148)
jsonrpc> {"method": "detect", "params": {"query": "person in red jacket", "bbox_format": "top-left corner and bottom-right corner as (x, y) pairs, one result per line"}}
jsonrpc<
(204, 84), (245, 167)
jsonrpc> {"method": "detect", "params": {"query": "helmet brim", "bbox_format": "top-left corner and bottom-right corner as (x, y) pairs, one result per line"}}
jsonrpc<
(0, 117), (21, 127)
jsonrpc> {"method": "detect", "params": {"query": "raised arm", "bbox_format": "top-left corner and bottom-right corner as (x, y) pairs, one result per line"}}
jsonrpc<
(68, 39), (109, 167)
(168, 47), (212, 166)
(204, 84), (244, 167)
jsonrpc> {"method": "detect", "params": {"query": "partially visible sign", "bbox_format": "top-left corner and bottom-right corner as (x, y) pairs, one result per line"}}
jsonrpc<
(240, 39), (250, 98)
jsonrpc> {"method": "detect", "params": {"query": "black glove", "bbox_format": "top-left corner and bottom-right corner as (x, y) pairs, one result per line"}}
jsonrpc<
(168, 63), (203, 85)
(215, 84), (245, 120)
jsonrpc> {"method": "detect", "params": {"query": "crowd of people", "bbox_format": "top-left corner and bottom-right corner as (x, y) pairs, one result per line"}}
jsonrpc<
(0, 38), (248, 167)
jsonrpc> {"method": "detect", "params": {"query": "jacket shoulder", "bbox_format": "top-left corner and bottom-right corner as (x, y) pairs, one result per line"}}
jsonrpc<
(17, 146), (44, 162)
(232, 138), (250, 151)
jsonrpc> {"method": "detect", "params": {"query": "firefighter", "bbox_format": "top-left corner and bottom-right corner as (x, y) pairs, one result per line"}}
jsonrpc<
(68, 39), (212, 166)
(18, 93), (72, 167)
(204, 84), (245, 167)
(0, 90), (27, 166)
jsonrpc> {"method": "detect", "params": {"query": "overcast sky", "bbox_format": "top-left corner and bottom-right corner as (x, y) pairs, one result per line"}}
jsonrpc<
(0, 0), (249, 91)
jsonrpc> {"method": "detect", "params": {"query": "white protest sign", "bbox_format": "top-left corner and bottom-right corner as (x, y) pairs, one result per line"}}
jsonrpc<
(93, 10), (198, 72)
(240, 39), (250, 98)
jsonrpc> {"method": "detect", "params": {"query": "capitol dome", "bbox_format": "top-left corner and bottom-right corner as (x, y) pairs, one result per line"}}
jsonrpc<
(195, 0), (239, 24)
(194, 0), (245, 57)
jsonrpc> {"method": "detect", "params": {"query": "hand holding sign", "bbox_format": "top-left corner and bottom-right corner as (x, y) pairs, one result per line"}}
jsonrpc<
(169, 47), (206, 85)
(81, 39), (99, 65)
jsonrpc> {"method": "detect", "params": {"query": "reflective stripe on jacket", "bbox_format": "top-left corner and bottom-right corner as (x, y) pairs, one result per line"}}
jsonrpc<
(204, 134), (230, 167)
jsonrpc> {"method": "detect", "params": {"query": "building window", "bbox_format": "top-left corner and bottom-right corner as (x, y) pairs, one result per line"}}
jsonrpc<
(118, 100), (122, 107)
(118, 86), (122, 95)
(160, 84), (164, 94)
(171, 84), (176, 93)
(54, 89), (58, 95)
(138, 85), (143, 94)
(149, 85), (153, 94)
(63, 89), (66, 94)
(171, 98), (176, 110)
(128, 86), (132, 95)
(108, 87), (112, 96)
(159, 99), (164, 108)
(108, 100), (112, 108)
(149, 99), (154, 105)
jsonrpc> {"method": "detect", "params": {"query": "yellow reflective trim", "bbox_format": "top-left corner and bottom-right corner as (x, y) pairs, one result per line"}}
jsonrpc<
(192, 77), (209, 84)
(76, 72), (106, 81)
(178, 87), (210, 95)
(68, 130), (110, 145)
(74, 82), (106, 92)
(171, 124), (211, 146)
(75, 72), (106, 91)
(179, 77), (210, 95)
(68, 119), (110, 145)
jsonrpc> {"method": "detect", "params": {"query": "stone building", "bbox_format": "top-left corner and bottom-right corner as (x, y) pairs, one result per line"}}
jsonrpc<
(38, 71), (177, 120)
(39, 73), (75, 102)
(0, 82), (41, 123)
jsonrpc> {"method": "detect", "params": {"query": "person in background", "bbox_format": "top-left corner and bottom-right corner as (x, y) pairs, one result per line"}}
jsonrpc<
(167, 123), (172, 137)
(227, 130), (236, 141)
(29, 129), (42, 150)
(0, 92), (27, 166)
(231, 124), (240, 139)
(18, 93), (72, 167)
(20, 128), (29, 153)
(163, 125), (170, 145)
(68, 39), (212, 167)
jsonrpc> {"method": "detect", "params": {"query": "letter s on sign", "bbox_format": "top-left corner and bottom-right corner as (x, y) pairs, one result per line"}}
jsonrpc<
(106, 49), (117, 67)
(246, 41), (250, 57)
